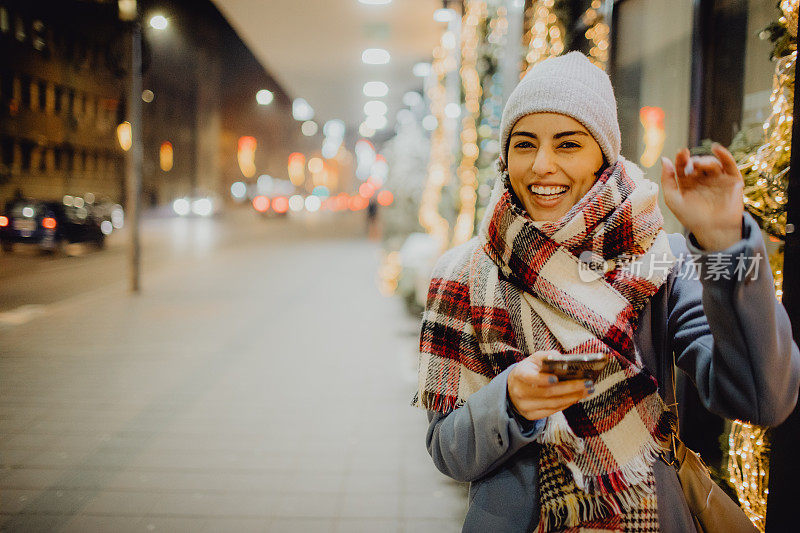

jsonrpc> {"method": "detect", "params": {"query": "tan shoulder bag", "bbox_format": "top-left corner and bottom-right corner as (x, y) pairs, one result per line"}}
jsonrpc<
(663, 360), (759, 532)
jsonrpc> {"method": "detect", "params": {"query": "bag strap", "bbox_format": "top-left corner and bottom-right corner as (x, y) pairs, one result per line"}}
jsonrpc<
(659, 349), (682, 468)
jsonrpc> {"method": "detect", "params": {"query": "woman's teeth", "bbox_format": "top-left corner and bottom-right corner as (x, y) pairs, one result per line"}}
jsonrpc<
(529, 185), (569, 196)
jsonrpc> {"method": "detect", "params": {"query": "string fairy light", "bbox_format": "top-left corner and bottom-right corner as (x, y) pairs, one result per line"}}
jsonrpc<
(728, 422), (770, 532)
(738, 0), (797, 239)
(452, 0), (487, 247)
(418, 28), (458, 252)
(725, 2), (798, 530)
(522, 0), (564, 75)
(582, 0), (610, 69)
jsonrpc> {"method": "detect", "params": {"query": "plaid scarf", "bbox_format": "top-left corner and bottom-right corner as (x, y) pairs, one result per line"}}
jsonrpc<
(413, 158), (677, 532)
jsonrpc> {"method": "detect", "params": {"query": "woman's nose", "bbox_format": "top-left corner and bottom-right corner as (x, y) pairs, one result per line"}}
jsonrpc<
(531, 148), (557, 176)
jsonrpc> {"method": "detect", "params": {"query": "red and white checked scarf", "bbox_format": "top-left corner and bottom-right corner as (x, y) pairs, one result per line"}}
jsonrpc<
(414, 157), (677, 531)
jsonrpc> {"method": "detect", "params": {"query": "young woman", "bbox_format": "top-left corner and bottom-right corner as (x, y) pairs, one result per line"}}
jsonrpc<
(413, 51), (800, 532)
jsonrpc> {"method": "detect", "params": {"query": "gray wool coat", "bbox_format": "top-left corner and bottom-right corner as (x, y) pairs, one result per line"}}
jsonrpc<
(423, 212), (800, 532)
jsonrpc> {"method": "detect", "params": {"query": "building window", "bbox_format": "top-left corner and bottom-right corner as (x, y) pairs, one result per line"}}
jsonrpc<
(31, 19), (45, 52)
(20, 76), (31, 110)
(65, 87), (74, 116)
(37, 80), (46, 111)
(14, 15), (24, 42)
(45, 148), (55, 172)
(1, 139), (14, 170)
(0, 71), (11, 102)
(54, 85), (63, 114)
(20, 142), (32, 172)
(0, 7), (9, 34)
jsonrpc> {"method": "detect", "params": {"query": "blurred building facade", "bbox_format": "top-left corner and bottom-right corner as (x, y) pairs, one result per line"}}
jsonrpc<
(0, 0), (306, 209)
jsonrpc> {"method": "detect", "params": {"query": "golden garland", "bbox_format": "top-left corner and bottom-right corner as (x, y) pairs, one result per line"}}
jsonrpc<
(418, 30), (457, 252)
(452, 1), (487, 248)
(726, 2), (798, 530)
(582, 0), (610, 69)
(522, 0), (564, 74)
(739, 0), (797, 239)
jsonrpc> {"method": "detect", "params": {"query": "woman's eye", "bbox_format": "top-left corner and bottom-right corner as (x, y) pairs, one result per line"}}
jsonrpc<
(559, 141), (580, 149)
(514, 141), (535, 149)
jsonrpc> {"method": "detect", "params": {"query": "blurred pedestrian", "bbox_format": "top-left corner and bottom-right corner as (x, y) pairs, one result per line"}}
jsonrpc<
(366, 196), (379, 240)
(413, 52), (800, 532)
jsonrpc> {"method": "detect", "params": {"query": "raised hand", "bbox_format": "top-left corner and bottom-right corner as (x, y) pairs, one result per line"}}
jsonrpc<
(660, 143), (744, 252)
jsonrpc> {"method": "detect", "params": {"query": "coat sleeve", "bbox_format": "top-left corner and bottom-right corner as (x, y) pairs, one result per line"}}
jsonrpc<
(667, 212), (800, 426)
(425, 363), (544, 483)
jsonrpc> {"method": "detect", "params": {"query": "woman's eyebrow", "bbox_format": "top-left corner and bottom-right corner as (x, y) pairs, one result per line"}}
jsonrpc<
(553, 130), (590, 139)
(510, 130), (589, 140)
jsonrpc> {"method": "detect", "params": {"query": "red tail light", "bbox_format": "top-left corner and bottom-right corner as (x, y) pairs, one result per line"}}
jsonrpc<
(0, 216), (8, 227)
(42, 217), (57, 229)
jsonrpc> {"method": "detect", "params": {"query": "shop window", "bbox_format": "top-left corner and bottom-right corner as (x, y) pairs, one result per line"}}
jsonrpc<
(741, 1), (781, 135)
(611, 0), (694, 234)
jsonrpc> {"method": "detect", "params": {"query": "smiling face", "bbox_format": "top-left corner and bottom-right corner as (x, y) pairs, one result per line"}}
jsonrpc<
(506, 113), (606, 222)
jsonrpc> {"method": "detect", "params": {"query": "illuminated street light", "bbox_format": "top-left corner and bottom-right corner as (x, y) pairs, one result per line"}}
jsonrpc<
(116, 122), (132, 151)
(433, 8), (456, 22)
(292, 98), (314, 121)
(364, 100), (388, 116)
(149, 14), (168, 30)
(412, 62), (431, 77)
(361, 48), (390, 65)
(359, 123), (375, 138)
(301, 120), (318, 136)
(256, 89), (274, 105)
(445, 102), (461, 118)
(365, 114), (387, 130)
(363, 81), (388, 97)
(402, 91), (422, 107)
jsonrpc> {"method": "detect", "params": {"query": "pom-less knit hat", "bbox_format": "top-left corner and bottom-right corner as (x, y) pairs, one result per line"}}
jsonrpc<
(499, 51), (621, 167)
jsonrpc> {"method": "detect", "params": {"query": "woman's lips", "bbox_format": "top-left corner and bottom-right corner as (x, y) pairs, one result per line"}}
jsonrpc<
(527, 184), (569, 208)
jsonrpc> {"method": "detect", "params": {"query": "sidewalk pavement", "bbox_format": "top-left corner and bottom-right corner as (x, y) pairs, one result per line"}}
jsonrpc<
(0, 213), (468, 532)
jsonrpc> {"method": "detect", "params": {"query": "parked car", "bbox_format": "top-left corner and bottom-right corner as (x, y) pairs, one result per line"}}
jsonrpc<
(0, 199), (105, 253)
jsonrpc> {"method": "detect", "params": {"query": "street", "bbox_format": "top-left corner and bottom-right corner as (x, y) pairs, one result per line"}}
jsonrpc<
(0, 209), (467, 532)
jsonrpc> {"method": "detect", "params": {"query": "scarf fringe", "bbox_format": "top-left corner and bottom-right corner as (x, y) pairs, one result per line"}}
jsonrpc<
(537, 478), (657, 531)
(538, 412), (585, 454)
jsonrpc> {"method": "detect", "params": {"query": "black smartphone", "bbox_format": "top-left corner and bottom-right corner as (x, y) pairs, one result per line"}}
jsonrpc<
(540, 353), (610, 382)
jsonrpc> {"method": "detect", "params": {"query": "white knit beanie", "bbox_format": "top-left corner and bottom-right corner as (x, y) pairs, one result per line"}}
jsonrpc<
(499, 51), (621, 167)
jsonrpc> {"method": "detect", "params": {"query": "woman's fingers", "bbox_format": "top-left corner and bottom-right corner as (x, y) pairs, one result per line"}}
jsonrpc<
(536, 378), (592, 397)
(660, 157), (679, 200)
(520, 392), (589, 420)
(674, 148), (690, 180)
(690, 155), (723, 176)
(711, 142), (742, 177)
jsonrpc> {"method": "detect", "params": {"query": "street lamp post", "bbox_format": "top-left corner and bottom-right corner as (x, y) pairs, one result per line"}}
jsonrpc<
(119, 0), (142, 293)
